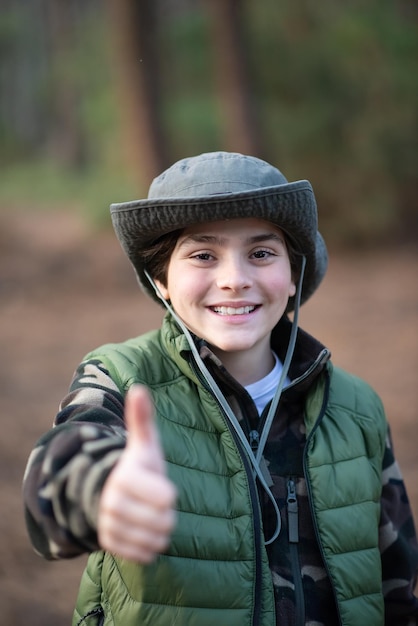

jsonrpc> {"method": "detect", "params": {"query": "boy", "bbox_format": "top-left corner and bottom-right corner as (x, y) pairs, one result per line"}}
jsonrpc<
(23, 152), (418, 625)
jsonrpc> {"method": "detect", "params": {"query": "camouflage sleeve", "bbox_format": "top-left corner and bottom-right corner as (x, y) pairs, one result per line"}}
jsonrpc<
(380, 427), (418, 625)
(23, 359), (128, 560)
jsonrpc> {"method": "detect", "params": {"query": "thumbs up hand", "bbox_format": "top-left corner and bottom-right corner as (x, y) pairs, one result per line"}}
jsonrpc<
(98, 385), (177, 563)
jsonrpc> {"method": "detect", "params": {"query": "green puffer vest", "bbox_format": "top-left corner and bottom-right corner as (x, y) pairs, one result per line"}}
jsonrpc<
(73, 319), (386, 626)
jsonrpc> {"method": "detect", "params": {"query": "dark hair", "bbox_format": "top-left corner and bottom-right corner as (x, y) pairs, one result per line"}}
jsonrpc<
(283, 234), (303, 286)
(137, 229), (183, 287)
(138, 226), (301, 288)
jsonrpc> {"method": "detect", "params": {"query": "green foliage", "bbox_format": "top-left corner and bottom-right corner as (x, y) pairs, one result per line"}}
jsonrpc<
(0, 3), (134, 223)
(160, 9), (211, 93)
(1, 1), (416, 244)
(158, 9), (221, 158)
(247, 0), (418, 244)
(0, 159), (138, 227)
(0, 5), (48, 160)
(163, 96), (221, 158)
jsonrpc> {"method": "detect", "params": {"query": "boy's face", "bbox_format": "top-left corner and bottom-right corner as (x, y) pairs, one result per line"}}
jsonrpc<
(155, 218), (296, 377)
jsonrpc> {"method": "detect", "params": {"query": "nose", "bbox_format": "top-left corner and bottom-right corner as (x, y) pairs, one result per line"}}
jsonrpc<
(216, 255), (252, 291)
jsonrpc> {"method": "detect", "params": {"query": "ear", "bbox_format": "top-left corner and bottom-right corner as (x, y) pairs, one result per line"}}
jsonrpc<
(154, 279), (169, 301)
(289, 280), (296, 298)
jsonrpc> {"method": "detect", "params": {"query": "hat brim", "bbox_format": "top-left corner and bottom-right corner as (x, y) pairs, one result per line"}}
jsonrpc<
(110, 180), (327, 310)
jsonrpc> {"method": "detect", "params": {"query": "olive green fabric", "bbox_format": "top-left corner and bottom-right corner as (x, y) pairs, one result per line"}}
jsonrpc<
(305, 364), (386, 625)
(74, 326), (275, 626)
(73, 322), (386, 625)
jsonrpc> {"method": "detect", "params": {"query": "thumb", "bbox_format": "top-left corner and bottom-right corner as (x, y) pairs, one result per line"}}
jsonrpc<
(124, 385), (162, 462)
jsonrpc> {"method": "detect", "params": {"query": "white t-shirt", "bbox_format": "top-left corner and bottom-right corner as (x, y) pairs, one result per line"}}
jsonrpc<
(244, 352), (291, 416)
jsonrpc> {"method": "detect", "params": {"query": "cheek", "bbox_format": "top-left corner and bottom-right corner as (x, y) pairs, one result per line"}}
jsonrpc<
(164, 268), (203, 307)
(268, 269), (295, 299)
(172, 281), (202, 306)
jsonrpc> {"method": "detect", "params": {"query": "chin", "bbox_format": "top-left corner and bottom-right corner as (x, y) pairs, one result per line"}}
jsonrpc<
(210, 341), (254, 354)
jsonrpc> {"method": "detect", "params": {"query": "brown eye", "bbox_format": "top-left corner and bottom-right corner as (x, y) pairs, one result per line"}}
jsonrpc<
(252, 249), (274, 259)
(193, 253), (212, 261)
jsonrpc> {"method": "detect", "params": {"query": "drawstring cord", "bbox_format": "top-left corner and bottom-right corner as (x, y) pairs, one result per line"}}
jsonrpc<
(256, 255), (305, 468)
(144, 255), (305, 545)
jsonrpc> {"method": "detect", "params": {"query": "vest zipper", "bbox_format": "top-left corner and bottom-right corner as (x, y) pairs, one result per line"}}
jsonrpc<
(219, 415), (263, 626)
(287, 477), (305, 626)
(249, 429), (260, 451)
(76, 607), (104, 626)
(303, 371), (343, 626)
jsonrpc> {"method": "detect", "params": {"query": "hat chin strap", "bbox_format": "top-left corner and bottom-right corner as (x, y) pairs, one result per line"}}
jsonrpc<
(144, 256), (306, 545)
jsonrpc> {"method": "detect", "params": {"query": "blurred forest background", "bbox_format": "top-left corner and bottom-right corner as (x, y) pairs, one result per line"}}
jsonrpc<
(0, 1), (417, 624)
(1, 0), (417, 242)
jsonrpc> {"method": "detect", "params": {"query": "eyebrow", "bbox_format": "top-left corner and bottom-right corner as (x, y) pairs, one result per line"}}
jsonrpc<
(178, 232), (285, 248)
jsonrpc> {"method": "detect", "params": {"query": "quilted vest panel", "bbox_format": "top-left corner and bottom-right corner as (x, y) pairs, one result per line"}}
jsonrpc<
(305, 364), (386, 625)
(74, 329), (275, 626)
(74, 330), (386, 625)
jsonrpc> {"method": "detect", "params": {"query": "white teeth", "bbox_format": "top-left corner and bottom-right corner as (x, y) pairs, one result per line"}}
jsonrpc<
(213, 305), (255, 315)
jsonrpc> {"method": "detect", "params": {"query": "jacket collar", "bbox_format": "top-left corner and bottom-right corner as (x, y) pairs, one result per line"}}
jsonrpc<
(271, 316), (330, 391)
(160, 311), (330, 393)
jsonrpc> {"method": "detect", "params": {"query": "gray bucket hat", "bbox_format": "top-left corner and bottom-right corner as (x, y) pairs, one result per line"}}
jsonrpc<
(110, 151), (327, 309)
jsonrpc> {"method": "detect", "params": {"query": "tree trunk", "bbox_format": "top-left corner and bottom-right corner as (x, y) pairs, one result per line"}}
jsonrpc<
(106, 0), (169, 189)
(205, 0), (265, 157)
(45, 0), (86, 169)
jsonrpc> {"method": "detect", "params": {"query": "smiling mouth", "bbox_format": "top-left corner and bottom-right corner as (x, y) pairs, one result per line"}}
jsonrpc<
(211, 305), (257, 316)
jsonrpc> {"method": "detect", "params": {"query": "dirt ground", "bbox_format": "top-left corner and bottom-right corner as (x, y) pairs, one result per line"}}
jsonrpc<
(0, 211), (417, 625)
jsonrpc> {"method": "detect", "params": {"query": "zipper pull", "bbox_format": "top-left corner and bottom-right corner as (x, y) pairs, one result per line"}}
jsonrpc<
(287, 478), (299, 543)
(249, 429), (259, 452)
(249, 430), (273, 486)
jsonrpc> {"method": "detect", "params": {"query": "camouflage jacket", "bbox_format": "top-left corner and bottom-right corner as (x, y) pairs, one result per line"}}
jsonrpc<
(23, 315), (418, 625)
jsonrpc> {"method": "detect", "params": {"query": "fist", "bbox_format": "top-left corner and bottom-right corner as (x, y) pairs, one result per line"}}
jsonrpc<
(98, 385), (177, 562)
